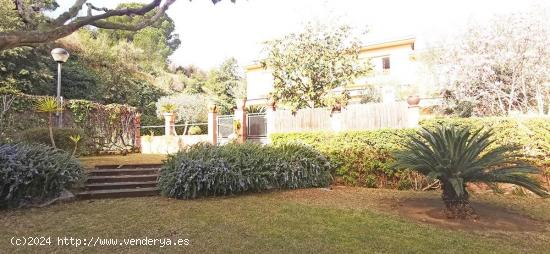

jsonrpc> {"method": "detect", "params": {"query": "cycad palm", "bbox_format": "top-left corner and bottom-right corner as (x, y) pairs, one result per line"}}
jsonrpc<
(393, 124), (549, 218)
(36, 97), (60, 148)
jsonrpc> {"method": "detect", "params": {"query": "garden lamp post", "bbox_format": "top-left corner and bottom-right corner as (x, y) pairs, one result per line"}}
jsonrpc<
(50, 48), (70, 127)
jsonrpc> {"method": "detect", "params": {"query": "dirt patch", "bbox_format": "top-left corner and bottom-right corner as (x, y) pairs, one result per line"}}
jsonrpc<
(397, 198), (547, 232)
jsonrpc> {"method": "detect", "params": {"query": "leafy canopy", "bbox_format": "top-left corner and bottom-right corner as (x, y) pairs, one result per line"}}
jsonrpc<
(262, 23), (370, 110)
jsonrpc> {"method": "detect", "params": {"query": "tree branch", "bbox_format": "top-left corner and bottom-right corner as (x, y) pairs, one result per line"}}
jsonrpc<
(0, 0), (163, 50)
(91, 0), (176, 31)
(53, 0), (88, 26)
(1, 0), (230, 51)
(13, 0), (33, 25)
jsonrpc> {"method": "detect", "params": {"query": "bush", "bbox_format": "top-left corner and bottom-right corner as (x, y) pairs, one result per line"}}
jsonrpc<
(188, 126), (202, 135)
(271, 117), (550, 189)
(159, 143), (332, 199)
(271, 129), (416, 188)
(0, 143), (85, 208)
(18, 128), (93, 156)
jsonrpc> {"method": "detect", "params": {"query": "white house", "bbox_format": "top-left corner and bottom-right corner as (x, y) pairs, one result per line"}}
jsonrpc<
(244, 36), (422, 106)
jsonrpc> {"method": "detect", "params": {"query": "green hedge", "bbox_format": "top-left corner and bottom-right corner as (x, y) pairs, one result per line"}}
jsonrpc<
(159, 143), (333, 199)
(18, 128), (93, 156)
(0, 143), (85, 208)
(271, 117), (550, 188)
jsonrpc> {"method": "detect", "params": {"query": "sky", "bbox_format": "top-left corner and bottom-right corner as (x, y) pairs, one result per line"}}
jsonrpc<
(53, 0), (548, 69)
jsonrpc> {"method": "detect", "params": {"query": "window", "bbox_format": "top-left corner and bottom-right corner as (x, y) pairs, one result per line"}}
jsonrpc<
(382, 57), (390, 70)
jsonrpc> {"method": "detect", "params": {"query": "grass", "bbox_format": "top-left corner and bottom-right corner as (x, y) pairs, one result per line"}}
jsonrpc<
(1, 188), (549, 253)
(79, 153), (167, 168)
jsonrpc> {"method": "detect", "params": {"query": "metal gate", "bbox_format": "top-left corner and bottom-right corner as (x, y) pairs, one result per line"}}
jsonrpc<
(247, 113), (267, 138)
(217, 115), (234, 142)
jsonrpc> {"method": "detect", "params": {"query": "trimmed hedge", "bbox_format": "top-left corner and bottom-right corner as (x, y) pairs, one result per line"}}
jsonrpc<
(271, 117), (550, 189)
(0, 143), (85, 208)
(159, 143), (333, 199)
(18, 128), (93, 156)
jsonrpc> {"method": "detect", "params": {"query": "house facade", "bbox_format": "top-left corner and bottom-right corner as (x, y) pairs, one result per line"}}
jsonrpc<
(244, 37), (420, 106)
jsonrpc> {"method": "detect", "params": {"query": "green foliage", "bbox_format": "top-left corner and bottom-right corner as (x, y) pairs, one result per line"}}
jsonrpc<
(272, 117), (550, 189)
(159, 143), (333, 199)
(393, 124), (548, 217)
(18, 128), (92, 156)
(204, 58), (245, 114)
(271, 129), (415, 188)
(98, 2), (180, 69)
(0, 143), (85, 208)
(155, 94), (209, 124)
(35, 97), (59, 113)
(262, 23), (370, 111)
(1, 93), (139, 154)
(188, 126), (202, 135)
(160, 103), (177, 113)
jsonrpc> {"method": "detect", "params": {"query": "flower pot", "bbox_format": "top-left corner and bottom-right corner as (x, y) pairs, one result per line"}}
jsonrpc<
(332, 103), (342, 112)
(267, 98), (276, 110)
(163, 113), (176, 136)
(407, 95), (420, 106)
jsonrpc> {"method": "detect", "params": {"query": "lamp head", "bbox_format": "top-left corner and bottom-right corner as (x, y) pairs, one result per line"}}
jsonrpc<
(50, 48), (69, 63)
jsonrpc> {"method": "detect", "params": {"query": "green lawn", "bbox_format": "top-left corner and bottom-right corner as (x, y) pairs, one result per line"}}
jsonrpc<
(1, 187), (549, 253)
(79, 154), (167, 169)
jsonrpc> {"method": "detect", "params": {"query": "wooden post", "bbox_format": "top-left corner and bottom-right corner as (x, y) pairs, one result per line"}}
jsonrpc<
(208, 104), (218, 145)
(134, 113), (142, 152)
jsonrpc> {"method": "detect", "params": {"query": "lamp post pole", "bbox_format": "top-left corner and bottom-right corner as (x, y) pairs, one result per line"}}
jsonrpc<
(50, 48), (69, 128)
(56, 62), (63, 127)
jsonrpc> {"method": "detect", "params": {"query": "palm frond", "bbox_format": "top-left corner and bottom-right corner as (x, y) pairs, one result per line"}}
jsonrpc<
(393, 124), (549, 198)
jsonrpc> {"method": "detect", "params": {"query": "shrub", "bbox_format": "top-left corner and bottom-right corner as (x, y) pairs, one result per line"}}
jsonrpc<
(18, 128), (93, 156)
(188, 126), (202, 135)
(0, 143), (85, 208)
(271, 129), (416, 188)
(393, 124), (548, 218)
(159, 143), (332, 199)
(271, 117), (550, 189)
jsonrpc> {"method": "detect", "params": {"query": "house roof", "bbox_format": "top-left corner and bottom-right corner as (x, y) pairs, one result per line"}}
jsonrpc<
(359, 36), (416, 52)
(245, 36), (416, 71)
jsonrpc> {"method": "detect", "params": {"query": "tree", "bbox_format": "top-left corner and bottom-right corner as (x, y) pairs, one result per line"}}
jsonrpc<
(155, 94), (209, 135)
(97, 2), (181, 70)
(262, 23), (370, 111)
(393, 125), (549, 219)
(0, 0), (232, 50)
(421, 7), (550, 116)
(205, 58), (245, 114)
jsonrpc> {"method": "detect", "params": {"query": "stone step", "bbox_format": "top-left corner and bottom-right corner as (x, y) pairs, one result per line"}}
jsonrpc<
(88, 168), (160, 177)
(84, 181), (158, 191)
(76, 187), (160, 199)
(86, 175), (158, 184)
(94, 164), (162, 170)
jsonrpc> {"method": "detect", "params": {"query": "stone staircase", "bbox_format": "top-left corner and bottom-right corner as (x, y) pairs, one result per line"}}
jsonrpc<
(77, 164), (161, 199)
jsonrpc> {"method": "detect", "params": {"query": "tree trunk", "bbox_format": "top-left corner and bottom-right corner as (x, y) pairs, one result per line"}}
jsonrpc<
(441, 180), (477, 219)
(48, 113), (56, 148)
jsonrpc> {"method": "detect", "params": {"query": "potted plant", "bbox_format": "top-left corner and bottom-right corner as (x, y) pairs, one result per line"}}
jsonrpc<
(161, 103), (177, 136)
(407, 95), (420, 107)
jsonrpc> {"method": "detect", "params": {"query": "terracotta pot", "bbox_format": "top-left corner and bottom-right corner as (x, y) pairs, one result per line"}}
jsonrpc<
(407, 95), (420, 106)
(332, 103), (342, 112)
(267, 98), (276, 110)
